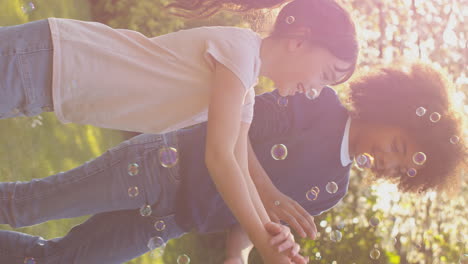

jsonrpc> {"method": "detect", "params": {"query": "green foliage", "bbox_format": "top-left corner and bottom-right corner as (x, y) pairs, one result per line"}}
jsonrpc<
(0, 0), (92, 26)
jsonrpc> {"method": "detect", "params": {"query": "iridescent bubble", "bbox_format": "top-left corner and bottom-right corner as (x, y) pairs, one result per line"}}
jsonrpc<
(306, 187), (319, 201)
(326, 182), (339, 194)
(271, 144), (288, 160)
(128, 163), (139, 176)
(159, 147), (178, 168)
(355, 153), (374, 170)
(315, 252), (322, 260)
(148, 236), (165, 258)
(305, 88), (319, 100)
(407, 168), (417, 178)
(412, 152), (427, 165)
(330, 230), (342, 242)
(336, 221), (345, 230)
(369, 216), (380, 227)
(21, 2), (36, 14)
(177, 254), (191, 264)
(319, 220), (327, 228)
(154, 220), (166, 231)
(450, 135), (460, 144)
(416, 107), (427, 117)
(277, 96), (288, 107)
(285, 15), (296, 24)
(24, 257), (36, 264)
(140, 204), (152, 217)
(370, 248), (381, 259)
(128, 186), (139, 198)
(429, 112), (441, 123)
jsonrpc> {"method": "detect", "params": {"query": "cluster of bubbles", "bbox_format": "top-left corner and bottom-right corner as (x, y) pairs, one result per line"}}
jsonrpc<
(306, 186), (320, 201)
(354, 149), (429, 179)
(416, 106), (441, 123)
(123, 144), (182, 259)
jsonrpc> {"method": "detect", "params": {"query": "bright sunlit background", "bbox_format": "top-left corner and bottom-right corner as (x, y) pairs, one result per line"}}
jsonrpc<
(0, 0), (466, 263)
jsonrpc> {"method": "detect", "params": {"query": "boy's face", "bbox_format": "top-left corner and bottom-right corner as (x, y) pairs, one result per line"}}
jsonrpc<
(354, 124), (426, 178)
(273, 40), (350, 97)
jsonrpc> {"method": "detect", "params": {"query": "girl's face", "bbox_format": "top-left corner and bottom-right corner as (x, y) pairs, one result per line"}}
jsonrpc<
(272, 39), (352, 97)
(354, 124), (425, 178)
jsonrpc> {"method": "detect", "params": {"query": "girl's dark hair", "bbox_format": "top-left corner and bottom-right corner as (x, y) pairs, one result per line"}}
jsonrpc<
(166, 0), (293, 18)
(346, 62), (467, 195)
(166, 0), (359, 85)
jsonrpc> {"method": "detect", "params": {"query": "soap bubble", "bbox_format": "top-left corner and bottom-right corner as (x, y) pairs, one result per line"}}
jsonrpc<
(177, 254), (191, 264)
(407, 168), (417, 178)
(159, 147), (178, 168)
(416, 107), (427, 117)
(154, 220), (166, 231)
(369, 216), (380, 227)
(128, 186), (139, 198)
(271, 144), (288, 160)
(305, 88), (319, 100)
(370, 248), (381, 259)
(330, 230), (342, 242)
(412, 152), (427, 165)
(450, 135), (460, 144)
(140, 204), (152, 217)
(277, 96), (288, 107)
(355, 153), (374, 170)
(306, 187), (320, 201)
(21, 2), (36, 14)
(326, 182), (338, 194)
(148, 236), (165, 258)
(429, 112), (441, 123)
(128, 163), (139, 176)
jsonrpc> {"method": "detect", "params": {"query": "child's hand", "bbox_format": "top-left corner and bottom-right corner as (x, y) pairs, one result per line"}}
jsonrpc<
(265, 222), (310, 264)
(261, 185), (317, 240)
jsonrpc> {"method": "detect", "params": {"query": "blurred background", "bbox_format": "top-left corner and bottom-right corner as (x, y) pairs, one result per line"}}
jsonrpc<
(0, 0), (466, 263)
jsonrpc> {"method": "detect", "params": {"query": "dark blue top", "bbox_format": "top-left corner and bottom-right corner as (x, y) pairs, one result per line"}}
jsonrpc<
(174, 87), (351, 233)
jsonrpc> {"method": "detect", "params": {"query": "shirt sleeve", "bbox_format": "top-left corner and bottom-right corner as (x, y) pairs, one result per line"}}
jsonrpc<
(241, 88), (256, 124)
(204, 28), (260, 91)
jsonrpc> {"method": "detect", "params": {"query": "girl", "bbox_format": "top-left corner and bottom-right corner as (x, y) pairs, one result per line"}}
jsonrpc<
(0, 0), (358, 262)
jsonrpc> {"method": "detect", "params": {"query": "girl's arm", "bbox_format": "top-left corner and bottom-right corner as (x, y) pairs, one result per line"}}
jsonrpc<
(225, 224), (254, 264)
(205, 61), (289, 263)
(247, 139), (318, 240)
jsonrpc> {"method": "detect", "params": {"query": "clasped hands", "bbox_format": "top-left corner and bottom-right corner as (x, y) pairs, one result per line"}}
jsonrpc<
(227, 185), (318, 263)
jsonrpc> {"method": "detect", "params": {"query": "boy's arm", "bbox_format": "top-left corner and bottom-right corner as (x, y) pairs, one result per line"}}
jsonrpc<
(225, 224), (254, 264)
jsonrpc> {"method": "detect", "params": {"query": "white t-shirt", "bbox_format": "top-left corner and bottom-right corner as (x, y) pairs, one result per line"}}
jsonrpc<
(48, 18), (262, 133)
